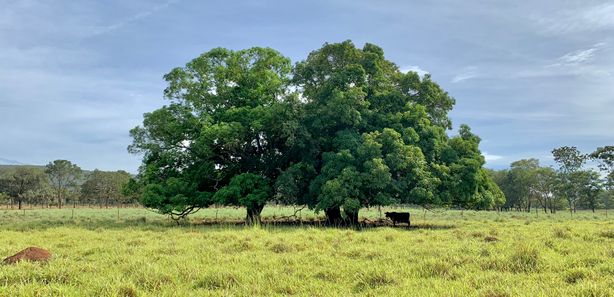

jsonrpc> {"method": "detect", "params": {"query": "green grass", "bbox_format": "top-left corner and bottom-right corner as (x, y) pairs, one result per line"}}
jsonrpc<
(0, 207), (612, 296)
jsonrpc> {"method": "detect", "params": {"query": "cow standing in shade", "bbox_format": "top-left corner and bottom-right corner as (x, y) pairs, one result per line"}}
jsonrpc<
(385, 212), (410, 227)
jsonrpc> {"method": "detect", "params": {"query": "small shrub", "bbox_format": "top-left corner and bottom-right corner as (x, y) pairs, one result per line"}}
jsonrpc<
(565, 269), (587, 284)
(420, 260), (456, 279)
(508, 244), (540, 273)
(553, 227), (571, 239)
(479, 248), (491, 257)
(195, 272), (238, 290)
(574, 284), (611, 297)
(269, 242), (293, 253)
(313, 270), (341, 282)
(274, 284), (296, 295)
(354, 270), (397, 291)
(118, 286), (138, 297)
(481, 288), (511, 297)
(544, 240), (555, 249)
(599, 230), (614, 239)
(484, 236), (499, 242)
(471, 231), (484, 238)
(228, 240), (254, 253)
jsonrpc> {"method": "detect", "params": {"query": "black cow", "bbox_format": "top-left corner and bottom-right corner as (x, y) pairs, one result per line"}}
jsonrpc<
(385, 212), (410, 227)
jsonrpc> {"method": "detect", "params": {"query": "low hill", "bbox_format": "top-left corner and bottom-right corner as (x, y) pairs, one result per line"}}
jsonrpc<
(0, 158), (23, 165)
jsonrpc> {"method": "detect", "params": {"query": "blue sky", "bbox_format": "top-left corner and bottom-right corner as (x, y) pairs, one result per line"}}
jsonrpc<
(1, 0), (613, 172)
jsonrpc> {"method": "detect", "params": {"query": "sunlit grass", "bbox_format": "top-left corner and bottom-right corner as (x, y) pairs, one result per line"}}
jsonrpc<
(0, 207), (612, 296)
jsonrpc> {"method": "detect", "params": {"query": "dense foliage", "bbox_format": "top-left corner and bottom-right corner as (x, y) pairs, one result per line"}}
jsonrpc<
(81, 170), (132, 208)
(130, 41), (504, 223)
(491, 146), (612, 213)
(0, 162), (135, 209)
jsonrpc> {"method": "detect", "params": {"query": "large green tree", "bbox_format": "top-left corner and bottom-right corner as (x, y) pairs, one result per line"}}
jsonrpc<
(131, 41), (502, 224)
(286, 41), (500, 223)
(129, 47), (300, 223)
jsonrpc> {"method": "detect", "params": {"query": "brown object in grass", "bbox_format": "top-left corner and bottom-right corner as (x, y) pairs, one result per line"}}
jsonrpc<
(484, 236), (499, 242)
(3, 247), (51, 265)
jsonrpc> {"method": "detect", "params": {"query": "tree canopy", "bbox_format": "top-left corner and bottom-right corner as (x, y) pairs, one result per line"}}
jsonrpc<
(130, 41), (503, 224)
(45, 160), (82, 209)
(0, 167), (46, 209)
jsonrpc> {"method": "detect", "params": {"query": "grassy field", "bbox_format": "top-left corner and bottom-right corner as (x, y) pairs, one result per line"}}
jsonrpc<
(0, 207), (612, 296)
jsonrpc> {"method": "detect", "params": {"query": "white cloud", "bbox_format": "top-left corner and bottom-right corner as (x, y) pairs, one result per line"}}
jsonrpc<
(89, 0), (180, 36)
(558, 48), (597, 65)
(400, 65), (429, 77)
(548, 43), (606, 67)
(451, 66), (478, 83)
(482, 152), (503, 162)
(505, 43), (612, 79)
(537, 3), (614, 33)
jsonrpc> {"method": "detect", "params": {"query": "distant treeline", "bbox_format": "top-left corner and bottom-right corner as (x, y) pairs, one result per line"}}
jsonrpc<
(0, 160), (138, 209)
(489, 146), (613, 213)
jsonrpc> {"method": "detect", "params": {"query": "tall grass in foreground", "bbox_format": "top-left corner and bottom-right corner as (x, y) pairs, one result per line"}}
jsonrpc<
(0, 208), (612, 296)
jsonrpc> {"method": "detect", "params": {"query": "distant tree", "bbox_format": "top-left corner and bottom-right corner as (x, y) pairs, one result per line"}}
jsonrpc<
(590, 146), (614, 175)
(45, 160), (82, 209)
(491, 161), (562, 213)
(0, 192), (9, 206)
(506, 159), (540, 211)
(575, 170), (603, 212)
(552, 146), (586, 214)
(0, 167), (46, 209)
(590, 146), (614, 213)
(81, 170), (131, 208)
(532, 167), (558, 213)
(23, 182), (54, 208)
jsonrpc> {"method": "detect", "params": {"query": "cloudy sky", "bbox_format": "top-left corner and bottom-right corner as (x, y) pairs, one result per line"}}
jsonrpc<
(1, 0), (613, 172)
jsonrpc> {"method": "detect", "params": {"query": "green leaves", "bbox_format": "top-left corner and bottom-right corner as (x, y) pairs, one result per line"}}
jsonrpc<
(131, 47), (297, 222)
(131, 42), (502, 222)
(214, 173), (271, 209)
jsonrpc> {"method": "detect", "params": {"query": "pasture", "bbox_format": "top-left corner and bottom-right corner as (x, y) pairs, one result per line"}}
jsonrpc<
(0, 207), (612, 296)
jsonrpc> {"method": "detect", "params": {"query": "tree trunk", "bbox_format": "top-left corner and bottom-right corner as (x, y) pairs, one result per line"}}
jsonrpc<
(246, 204), (265, 225)
(344, 209), (359, 226)
(18, 199), (22, 210)
(325, 207), (342, 226)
